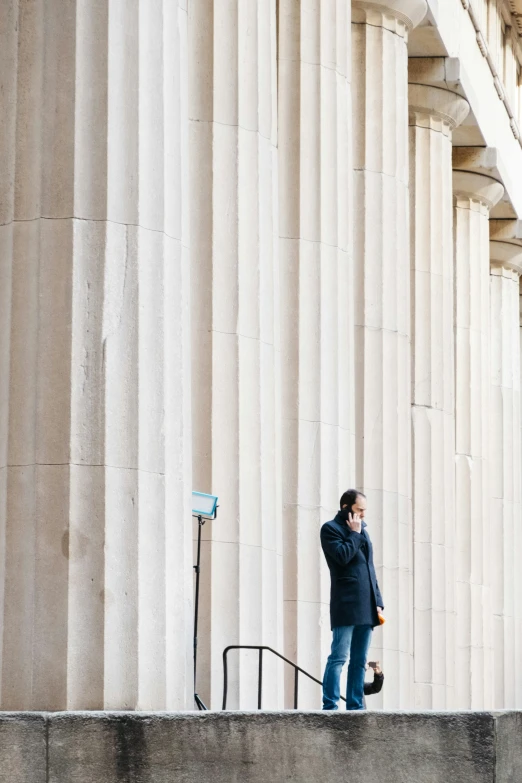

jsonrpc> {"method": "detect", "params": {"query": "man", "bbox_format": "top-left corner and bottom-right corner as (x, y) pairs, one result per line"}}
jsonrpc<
(320, 489), (384, 710)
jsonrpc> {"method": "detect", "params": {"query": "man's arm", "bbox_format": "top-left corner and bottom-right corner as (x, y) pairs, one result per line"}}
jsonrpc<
(374, 577), (384, 611)
(320, 523), (365, 566)
(370, 548), (384, 609)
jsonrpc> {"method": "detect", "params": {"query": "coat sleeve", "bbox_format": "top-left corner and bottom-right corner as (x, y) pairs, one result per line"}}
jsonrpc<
(363, 672), (384, 696)
(320, 523), (364, 566)
(374, 576), (384, 610)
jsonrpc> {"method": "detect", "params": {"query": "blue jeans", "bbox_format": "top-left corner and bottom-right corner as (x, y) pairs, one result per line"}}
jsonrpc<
(322, 625), (373, 710)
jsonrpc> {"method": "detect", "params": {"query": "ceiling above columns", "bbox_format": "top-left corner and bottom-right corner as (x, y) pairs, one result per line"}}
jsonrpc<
(490, 219), (522, 242)
(408, 4), (522, 222)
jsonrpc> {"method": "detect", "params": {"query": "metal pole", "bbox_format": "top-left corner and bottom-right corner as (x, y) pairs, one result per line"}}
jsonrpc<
(222, 648), (229, 710)
(257, 648), (263, 709)
(193, 515), (207, 709)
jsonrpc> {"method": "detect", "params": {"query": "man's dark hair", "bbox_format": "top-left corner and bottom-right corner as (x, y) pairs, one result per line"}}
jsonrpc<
(339, 489), (366, 510)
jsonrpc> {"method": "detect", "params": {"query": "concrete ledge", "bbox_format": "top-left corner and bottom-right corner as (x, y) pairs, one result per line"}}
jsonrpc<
(1, 711), (521, 782)
(0, 713), (46, 783)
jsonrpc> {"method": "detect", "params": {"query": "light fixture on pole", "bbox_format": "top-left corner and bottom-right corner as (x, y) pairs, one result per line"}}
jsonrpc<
(192, 491), (218, 711)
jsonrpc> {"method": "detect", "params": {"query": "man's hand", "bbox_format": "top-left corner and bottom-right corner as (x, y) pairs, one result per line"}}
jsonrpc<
(368, 661), (382, 675)
(347, 512), (362, 533)
(376, 606), (383, 614)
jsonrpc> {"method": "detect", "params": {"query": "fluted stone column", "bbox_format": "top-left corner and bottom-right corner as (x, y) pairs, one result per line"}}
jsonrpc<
(278, 0), (354, 709)
(352, 0), (427, 709)
(489, 222), (522, 709)
(453, 171), (504, 709)
(515, 284), (522, 709)
(0, 0), (192, 710)
(189, 0), (282, 709)
(408, 85), (469, 710)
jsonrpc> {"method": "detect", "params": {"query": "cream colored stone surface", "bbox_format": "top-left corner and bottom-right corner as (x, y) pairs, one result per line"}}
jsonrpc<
(514, 282), (522, 707)
(352, 0), (426, 710)
(352, 0), (427, 28)
(189, 0), (283, 710)
(489, 232), (522, 709)
(0, 0), (192, 711)
(2, 0), (522, 714)
(278, 0), (354, 710)
(409, 84), (469, 710)
(413, 1), (522, 217)
(453, 170), (503, 710)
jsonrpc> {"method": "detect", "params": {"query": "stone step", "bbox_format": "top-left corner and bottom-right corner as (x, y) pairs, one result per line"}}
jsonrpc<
(2, 710), (521, 782)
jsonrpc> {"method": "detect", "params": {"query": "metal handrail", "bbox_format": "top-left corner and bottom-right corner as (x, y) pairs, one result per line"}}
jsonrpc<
(222, 645), (346, 710)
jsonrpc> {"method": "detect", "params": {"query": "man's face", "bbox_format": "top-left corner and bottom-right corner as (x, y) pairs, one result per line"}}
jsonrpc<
(351, 495), (366, 519)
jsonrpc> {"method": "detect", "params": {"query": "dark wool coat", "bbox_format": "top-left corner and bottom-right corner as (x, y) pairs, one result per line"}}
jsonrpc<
(320, 512), (384, 629)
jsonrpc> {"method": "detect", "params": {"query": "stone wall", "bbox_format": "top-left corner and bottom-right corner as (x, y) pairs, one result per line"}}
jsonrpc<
(1, 711), (521, 783)
(2, 0), (522, 713)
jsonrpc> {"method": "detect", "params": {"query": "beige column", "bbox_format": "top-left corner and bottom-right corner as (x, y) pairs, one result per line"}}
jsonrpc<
(189, 0), (282, 709)
(489, 222), (522, 709)
(352, 0), (427, 709)
(452, 170), (504, 709)
(514, 277), (522, 709)
(278, 0), (353, 709)
(408, 85), (469, 710)
(0, 0), (192, 709)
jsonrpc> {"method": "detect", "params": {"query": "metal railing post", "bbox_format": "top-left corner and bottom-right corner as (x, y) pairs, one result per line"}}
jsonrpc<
(258, 648), (263, 709)
(221, 645), (340, 711)
(222, 648), (229, 710)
